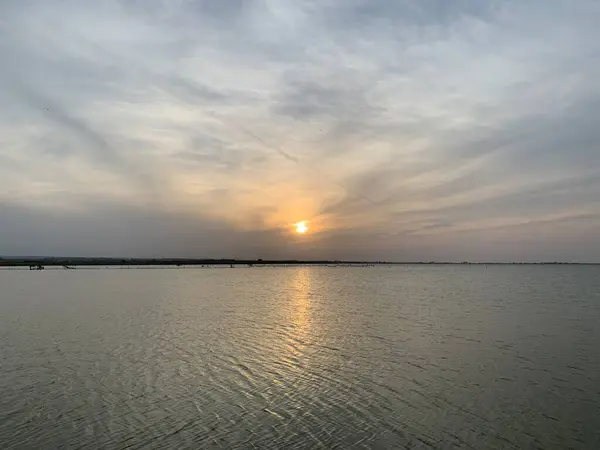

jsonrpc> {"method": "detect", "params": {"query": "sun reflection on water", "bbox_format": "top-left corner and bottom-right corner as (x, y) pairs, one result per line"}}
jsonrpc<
(283, 268), (313, 366)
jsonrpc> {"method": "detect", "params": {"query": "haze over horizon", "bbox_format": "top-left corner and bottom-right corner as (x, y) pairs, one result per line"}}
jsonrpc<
(2, 0), (600, 262)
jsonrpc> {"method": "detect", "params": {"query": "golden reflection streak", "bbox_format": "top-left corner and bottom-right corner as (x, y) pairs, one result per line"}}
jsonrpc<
(283, 268), (313, 366)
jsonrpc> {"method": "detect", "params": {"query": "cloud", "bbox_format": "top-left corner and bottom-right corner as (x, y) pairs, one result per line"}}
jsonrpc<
(1, 0), (600, 260)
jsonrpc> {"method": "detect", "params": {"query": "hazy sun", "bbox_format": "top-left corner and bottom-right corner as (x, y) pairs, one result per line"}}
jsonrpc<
(295, 221), (308, 234)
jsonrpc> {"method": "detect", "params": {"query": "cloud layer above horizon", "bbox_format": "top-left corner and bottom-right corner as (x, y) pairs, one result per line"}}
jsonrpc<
(1, 0), (600, 261)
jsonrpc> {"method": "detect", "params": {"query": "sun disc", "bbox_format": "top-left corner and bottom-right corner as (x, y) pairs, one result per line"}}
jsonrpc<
(295, 221), (308, 234)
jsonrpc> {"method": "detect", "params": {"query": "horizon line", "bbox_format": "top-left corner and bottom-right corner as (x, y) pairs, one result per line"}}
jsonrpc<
(1, 256), (600, 266)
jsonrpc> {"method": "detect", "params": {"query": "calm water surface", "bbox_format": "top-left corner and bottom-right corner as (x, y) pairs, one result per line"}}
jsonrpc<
(1, 266), (599, 449)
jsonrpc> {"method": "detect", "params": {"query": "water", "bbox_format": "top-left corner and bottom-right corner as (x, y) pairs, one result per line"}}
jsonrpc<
(1, 265), (599, 449)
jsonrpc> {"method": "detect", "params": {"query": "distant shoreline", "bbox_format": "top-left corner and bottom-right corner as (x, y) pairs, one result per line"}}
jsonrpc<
(1, 257), (599, 268)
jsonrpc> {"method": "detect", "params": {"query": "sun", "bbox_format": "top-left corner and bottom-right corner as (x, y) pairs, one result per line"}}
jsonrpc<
(295, 221), (308, 234)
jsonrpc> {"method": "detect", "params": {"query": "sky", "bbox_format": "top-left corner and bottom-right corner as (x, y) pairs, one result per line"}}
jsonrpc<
(1, 0), (600, 261)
